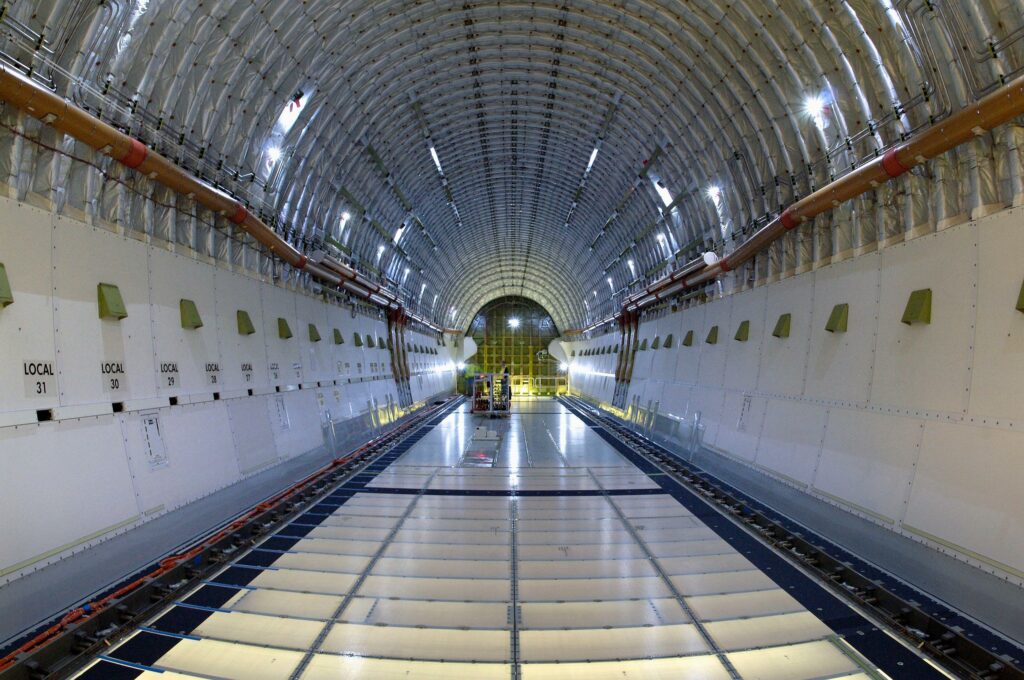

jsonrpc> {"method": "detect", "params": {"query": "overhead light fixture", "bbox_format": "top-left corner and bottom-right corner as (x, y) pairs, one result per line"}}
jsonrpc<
(508, 317), (521, 329)
(393, 225), (405, 243)
(456, 362), (466, 370)
(607, 277), (614, 291)
(267, 147), (282, 163)
(654, 182), (673, 207)
(429, 146), (443, 174)
(586, 147), (599, 173)
(559, 362), (568, 372)
(804, 94), (829, 132)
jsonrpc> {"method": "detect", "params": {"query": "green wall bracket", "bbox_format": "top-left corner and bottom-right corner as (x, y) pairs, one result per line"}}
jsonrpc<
(97, 283), (127, 320)
(387, 337), (394, 350)
(237, 310), (256, 335)
(353, 332), (363, 347)
(664, 334), (674, 348)
(651, 336), (661, 349)
(571, 350), (576, 357)
(706, 326), (719, 344)
(1018, 279), (1024, 313)
(613, 345), (619, 353)
(308, 323), (321, 342)
(902, 288), (932, 325)
(825, 303), (849, 333)
(0, 263), (13, 307)
(277, 318), (293, 339)
(734, 320), (750, 342)
(772, 313), (791, 338)
(682, 330), (694, 347)
(333, 328), (344, 344)
(179, 299), (203, 329)
(365, 334), (375, 348)
(638, 338), (648, 351)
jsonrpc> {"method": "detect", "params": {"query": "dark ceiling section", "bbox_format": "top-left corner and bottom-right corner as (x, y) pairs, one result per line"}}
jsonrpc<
(7, 0), (1017, 329)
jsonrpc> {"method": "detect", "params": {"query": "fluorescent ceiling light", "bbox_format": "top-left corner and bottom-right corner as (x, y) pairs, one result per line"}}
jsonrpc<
(586, 147), (599, 173)
(508, 317), (521, 329)
(267, 146), (282, 163)
(393, 225), (405, 243)
(430, 146), (443, 174)
(655, 182), (673, 207)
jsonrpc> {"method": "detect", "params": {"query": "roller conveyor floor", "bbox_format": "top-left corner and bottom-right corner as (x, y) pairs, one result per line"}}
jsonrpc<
(68, 399), (950, 679)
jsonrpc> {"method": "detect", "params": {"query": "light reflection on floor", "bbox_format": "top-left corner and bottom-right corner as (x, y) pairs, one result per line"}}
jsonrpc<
(73, 398), (879, 680)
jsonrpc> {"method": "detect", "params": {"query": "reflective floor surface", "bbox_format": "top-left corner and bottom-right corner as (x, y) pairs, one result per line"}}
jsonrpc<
(73, 399), (881, 679)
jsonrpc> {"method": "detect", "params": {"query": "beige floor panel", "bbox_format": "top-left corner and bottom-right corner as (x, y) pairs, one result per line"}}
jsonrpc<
(383, 541), (510, 560)
(319, 514), (402, 529)
(516, 530), (636, 545)
(627, 516), (707, 530)
(518, 497), (611, 509)
(686, 589), (806, 622)
(408, 508), (512, 520)
(726, 640), (861, 679)
(519, 576), (670, 601)
(306, 525), (393, 541)
(285, 538), (384, 556)
(402, 517), (511, 531)
(645, 539), (734, 558)
(320, 623), (511, 661)
(517, 509), (618, 520)
(227, 589), (344, 619)
(670, 570), (778, 596)
(269, 552), (370, 574)
(301, 655), (511, 680)
(153, 637), (303, 679)
(518, 558), (656, 579)
(372, 556), (510, 578)
(656, 553), (755, 575)
(521, 655), (730, 680)
(633, 527), (719, 543)
(247, 568), (358, 595)
(392, 528), (510, 545)
(519, 623), (707, 661)
(191, 611), (323, 649)
(705, 612), (834, 651)
(341, 597), (510, 628)
(367, 474), (433, 488)
(358, 575), (510, 601)
(520, 598), (688, 629)
(517, 518), (625, 531)
(590, 475), (661, 490)
(517, 543), (646, 560)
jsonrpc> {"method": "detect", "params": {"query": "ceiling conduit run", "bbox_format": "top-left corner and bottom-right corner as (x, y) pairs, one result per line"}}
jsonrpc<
(576, 72), (1024, 335)
(0, 63), (443, 334)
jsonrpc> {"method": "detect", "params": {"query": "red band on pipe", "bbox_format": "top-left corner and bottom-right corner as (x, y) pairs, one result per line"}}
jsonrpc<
(718, 258), (732, 273)
(121, 139), (148, 169)
(297, 255), (308, 269)
(228, 205), (248, 224)
(780, 208), (798, 230)
(881, 148), (909, 178)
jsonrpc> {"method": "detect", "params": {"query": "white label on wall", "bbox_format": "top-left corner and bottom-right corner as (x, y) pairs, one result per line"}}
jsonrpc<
(241, 361), (254, 384)
(737, 394), (753, 432)
(275, 395), (291, 431)
(159, 360), (179, 388)
(23, 360), (55, 398)
(269, 362), (280, 382)
(141, 413), (168, 469)
(292, 362), (302, 380)
(101, 361), (127, 393)
(205, 362), (221, 386)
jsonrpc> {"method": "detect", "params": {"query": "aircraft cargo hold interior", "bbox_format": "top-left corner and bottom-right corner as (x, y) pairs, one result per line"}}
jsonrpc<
(0, 1), (1022, 679)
